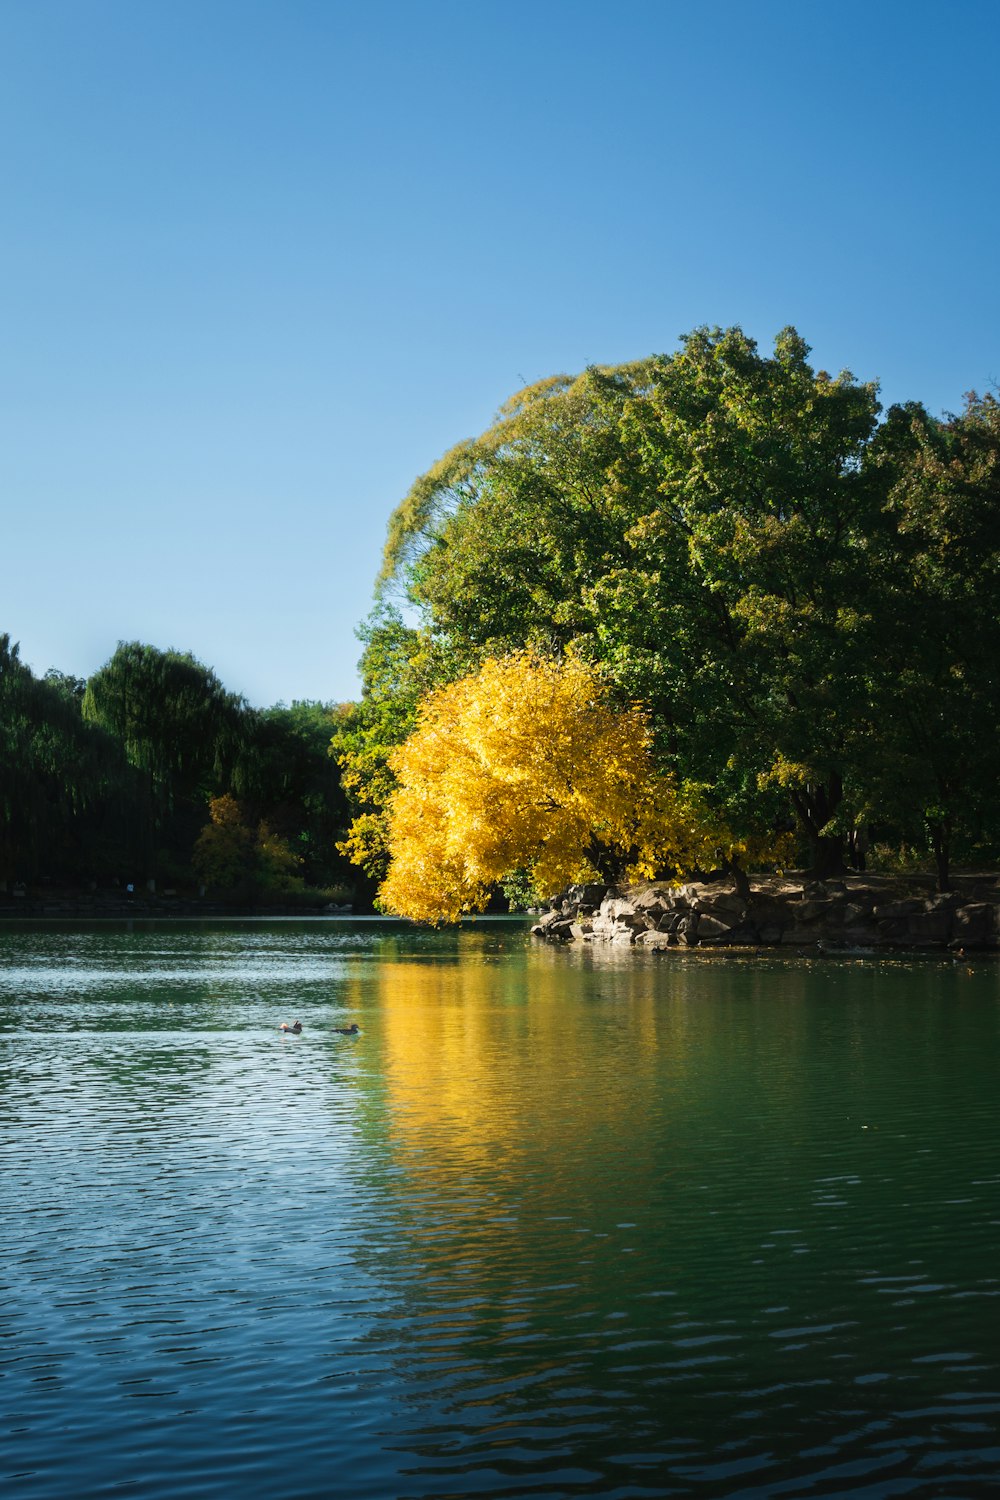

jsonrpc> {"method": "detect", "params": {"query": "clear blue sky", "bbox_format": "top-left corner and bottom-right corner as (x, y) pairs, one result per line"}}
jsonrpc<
(2, 0), (997, 707)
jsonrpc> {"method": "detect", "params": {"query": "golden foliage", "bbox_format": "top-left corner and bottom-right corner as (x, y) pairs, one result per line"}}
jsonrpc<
(336, 809), (390, 877)
(192, 794), (253, 889)
(256, 823), (304, 888)
(193, 794), (303, 892)
(378, 653), (744, 924)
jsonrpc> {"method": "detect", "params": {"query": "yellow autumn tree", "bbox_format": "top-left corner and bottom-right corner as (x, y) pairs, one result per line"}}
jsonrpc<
(379, 652), (751, 923)
(192, 794), (254, 889)
(193, 794), (303, 892)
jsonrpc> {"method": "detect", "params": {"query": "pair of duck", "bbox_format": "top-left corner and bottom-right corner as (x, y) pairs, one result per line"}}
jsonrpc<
(279, 1020), (359, 1035)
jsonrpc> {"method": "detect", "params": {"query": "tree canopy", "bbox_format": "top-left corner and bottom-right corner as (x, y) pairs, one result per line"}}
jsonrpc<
(379, 652), (776, 923)
(82, 642), (249, 799)
(1, 634), (146, 882)
(6, 324), (998, 907)
(2, 636), (354, 897)
(356, 326), (1000, 894)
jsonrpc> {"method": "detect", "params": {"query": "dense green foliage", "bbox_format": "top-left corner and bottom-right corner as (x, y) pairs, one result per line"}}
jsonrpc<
(352, 327), (1000, 889)
(1, 637), (353, 896)
(83, 643), (248, 799)
(330, 605), (453, 889)
(865, 394), (1000, 885)
(236, 699), (353, 888)
(1, 634), (147, 882)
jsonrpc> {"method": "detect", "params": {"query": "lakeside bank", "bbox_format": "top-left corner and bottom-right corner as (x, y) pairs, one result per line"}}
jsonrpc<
(532, 872), (1000, 951)
(0, 885), (351, 920)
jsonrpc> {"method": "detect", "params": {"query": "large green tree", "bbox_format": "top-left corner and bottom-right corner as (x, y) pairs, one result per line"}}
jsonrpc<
(83, 642), (248, 796)
(83, 643), (357, 890)
(82, 641), (254, 881)
(862, 393), (1000, 886)
(379, 327), (889, 877)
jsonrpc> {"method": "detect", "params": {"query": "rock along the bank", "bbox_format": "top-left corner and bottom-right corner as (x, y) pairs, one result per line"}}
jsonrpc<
(531, 875), (1000, 951)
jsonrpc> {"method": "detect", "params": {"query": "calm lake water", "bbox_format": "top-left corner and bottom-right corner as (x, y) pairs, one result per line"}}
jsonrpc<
(1, 919), (999, 1499)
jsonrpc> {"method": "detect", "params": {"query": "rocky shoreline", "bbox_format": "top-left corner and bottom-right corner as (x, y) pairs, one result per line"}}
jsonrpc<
(531, 874), (1000, 952)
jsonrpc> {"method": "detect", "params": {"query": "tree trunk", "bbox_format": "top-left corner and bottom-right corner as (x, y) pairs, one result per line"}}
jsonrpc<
(931, 818), (952, 893)
(847, 825), (869, 872)
(586, 836), (627, 884)
(790, 773), (847, 880)
(720, 851), (751, 901)
(807, 834), (847, 881)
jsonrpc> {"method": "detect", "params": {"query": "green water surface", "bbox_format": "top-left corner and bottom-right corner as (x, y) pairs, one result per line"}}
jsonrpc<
(1, 920), (998, 1498)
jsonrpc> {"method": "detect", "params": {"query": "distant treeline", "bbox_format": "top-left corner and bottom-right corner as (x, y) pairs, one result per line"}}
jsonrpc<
(0, 637), (354, 898)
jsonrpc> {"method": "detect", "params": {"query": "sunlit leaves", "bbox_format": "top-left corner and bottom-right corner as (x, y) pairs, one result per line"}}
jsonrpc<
(376, 326), (887, 875)
(331, 605), (455, 883)
(378, 652), (762, 924)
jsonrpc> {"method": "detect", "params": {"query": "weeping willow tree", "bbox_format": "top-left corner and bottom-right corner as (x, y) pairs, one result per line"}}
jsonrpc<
(0, 634), (148, 881)
(81, 643), (355, 889)
(81, 642), (254, 880)
(83, 642), (249, 793)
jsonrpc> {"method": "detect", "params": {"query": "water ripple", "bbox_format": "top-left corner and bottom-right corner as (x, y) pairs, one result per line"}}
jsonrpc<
(1, 920), (999, 1496)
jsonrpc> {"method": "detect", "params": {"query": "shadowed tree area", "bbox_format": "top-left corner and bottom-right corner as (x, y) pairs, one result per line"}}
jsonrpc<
(1, 637), (353, 899)
(1, 634), (148, 883)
